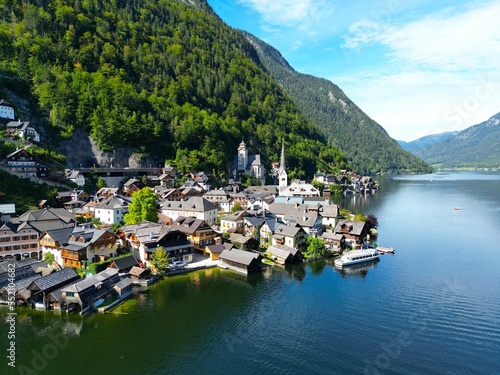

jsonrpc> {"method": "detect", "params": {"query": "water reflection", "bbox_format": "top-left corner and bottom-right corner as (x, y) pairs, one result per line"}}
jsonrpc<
(334, 259), (379, 278)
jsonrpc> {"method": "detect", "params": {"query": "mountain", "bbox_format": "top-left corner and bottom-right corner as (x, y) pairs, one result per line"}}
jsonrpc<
(0, 0), (348, 180)
(398, 131), (459, 152)
(242, 32), (432, 175)
(413, 113), (500, 168)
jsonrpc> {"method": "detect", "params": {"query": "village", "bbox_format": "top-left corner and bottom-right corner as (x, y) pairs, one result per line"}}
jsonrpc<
(0, 100), (379, 315)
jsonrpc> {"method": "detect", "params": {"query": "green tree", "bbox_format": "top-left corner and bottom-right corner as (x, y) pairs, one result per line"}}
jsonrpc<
(230, 202), (243, 213)
(96, 177), (107, 190)
(43, 252), (55, 266)
(306, 237), (325, 259)
(150, 246), (169, 274)
(124, 187), (158, 225)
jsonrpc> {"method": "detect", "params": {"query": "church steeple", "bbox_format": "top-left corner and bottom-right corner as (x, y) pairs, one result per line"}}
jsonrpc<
(278, 139), (287, 192)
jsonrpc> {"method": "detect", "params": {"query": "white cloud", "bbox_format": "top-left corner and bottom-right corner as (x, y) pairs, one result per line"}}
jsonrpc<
(335, 1), (500, 141)
(343, 1), (500, 72)
(237, 0), (335, 31)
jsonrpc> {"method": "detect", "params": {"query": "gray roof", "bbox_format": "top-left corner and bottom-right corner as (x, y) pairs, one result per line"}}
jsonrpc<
(62, 268), (119, 293)
(109, 255), (139, 271)
(41, 227), (76, 245)
(283, 209), (320, 228)
(219, 249), (260, 266)
(114, 278), (133, 290)
(96, 195), (131, 210)
(28, 268), (79, 292)
(273, 224), (304, 238)
(161, 196), (216, 212)
(320, 204), (339, 218)
(267, 244), (299, 258)
(335, 219), (367, 236)
(206, 244), (224, 253)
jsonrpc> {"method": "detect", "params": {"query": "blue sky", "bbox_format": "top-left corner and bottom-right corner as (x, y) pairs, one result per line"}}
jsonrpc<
(207, 0), (500, 141)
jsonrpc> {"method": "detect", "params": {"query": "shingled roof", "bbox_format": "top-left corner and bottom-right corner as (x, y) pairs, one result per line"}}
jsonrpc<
(27, 268), (80, 293)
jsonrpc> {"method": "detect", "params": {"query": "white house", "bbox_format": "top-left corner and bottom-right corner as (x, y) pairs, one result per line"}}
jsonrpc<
(160, 196), (217, 225)
(94, 195), (131, 225)
(65, 169), (86, 187)
(0, 99), (14, 120)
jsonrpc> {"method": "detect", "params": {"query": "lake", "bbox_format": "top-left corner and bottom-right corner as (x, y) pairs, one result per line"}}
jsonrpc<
(1, 171), (499, 374)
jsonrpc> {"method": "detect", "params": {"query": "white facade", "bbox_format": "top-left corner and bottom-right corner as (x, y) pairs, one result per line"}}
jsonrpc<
(0, 101), (14, 120)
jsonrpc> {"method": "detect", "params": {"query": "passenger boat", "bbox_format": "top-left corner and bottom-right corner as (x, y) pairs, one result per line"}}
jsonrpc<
(334, 249), (380, 267)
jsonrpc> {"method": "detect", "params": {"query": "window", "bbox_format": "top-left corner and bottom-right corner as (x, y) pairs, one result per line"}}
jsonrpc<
(66, 292), (74, 297)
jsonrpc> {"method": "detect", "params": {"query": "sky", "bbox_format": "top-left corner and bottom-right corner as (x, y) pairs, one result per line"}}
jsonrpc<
(206, 0), (500, 141)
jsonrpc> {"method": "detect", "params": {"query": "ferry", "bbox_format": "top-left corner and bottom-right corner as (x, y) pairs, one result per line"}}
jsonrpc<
(334, 249), (380, 267)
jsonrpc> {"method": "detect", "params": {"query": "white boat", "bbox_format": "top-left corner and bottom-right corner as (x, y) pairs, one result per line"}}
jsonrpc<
(376, 246), (395, 254)
(335, 249), (380, 267)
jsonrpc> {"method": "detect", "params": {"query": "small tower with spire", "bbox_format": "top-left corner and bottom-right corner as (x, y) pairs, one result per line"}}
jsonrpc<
(278, 139), (287, 193)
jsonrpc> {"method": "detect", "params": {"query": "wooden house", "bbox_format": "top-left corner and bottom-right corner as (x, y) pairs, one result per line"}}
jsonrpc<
(108, 255), (139, 274)
(219, 249), (262, 274)
(267, 244), (303, 265)
(172, 216), (217, 252)
(334, 219), (370, 248)
(204, 244), (224, 261)
(27, 268), (80, 307)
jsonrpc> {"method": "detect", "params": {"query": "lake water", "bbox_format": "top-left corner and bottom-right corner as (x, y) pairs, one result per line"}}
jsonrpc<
(1, 171), (499, 374)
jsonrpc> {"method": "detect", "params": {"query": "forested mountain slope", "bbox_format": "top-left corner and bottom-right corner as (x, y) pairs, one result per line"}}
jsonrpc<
(243, 32), (432, 174)
(0, 0), (348, 180)
(398, 131), (459, 152)
(414, 113), (500, 168)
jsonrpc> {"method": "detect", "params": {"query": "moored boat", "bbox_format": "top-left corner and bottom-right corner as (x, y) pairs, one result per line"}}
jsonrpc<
(376, 246), (395, 254)
(334, 249), (379, 267)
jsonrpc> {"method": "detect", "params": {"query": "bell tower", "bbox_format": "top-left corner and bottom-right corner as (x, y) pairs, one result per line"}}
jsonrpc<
(237, 139), (248, 171)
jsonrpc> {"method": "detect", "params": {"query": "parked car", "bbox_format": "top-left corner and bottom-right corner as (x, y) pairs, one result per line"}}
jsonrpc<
(171, 261), (187, 270)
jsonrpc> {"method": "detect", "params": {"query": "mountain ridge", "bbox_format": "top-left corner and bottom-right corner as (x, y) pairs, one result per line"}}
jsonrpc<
(414, 112), (500, 168)
(242, 31), (432, 174)
(398, 131), (459, 152)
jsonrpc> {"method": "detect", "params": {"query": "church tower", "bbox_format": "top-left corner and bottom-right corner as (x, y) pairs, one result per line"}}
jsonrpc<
(278, 139), (288, 192)
(237, 139), (248, 171)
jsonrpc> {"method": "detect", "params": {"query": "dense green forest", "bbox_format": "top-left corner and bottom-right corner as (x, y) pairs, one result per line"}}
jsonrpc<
(0, 0), (349, 180)
(243, 32), (433, 174)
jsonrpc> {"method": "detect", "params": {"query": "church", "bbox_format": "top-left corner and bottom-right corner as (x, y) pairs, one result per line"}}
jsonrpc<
(234, 139), (266, 184)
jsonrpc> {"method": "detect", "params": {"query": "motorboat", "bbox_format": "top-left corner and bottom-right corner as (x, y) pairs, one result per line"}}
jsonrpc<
(334, 249), (379, 267)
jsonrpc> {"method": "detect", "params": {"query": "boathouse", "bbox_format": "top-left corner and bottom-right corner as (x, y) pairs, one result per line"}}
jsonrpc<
(219, 249), (262, 274)
(27, 268), (80, 307)
(267, 244), (303, 265)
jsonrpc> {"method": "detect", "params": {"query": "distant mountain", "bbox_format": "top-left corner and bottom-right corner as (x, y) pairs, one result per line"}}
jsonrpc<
(398, 131), (459, 152)
(414, 113), (500, 168)
(242, 31), (432, 175)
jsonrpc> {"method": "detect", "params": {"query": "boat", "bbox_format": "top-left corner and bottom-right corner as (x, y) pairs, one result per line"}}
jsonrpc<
(334, 249), (380, 267)
(376, 246), (395, 254)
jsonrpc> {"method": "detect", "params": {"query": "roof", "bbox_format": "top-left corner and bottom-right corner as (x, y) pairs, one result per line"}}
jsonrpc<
(109, 255), (139, 271)
(96, 195), (131, 210)
(321, 204), (339, 218)
(273, 223), (304, 238)
(267, 244), (299, 258)
(206, 244), (225, 254)
(114, 278), (133, 290)
(219, 249), (260, 266)
(40, 227), (76, 245)
(62, 268), (119, 293)
(160, 196), (216, 212)
(28, 268), (79, 292)
(173, 216), (209, 235)
(335, 219), (367, 236)
(129, 266), (148, 277)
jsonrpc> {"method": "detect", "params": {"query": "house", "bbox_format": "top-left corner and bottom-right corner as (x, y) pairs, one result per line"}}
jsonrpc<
(0, 203), (16, 223)
(320, 232), (345, 250)
(0, 99), (15, 120)
(334, 219), (370, 248)
(272, 223), (307, 250)
(0, 274), (41, 306)
(280, 180), (320, 198)
(96, 187), (121, 198)
(267, 244), (303, 264)
(282, 205), (323, 237)
(259, 215), (281, 248)
(108, 255), (140, 274)
(320, 204), (339, 228)
(5, 120), (40, 142)
(122, 178), (145, 197)
(64, 169), (86, 187)
(160, 196), (218, 225)
(204, 244), (224, 261)
(27, 268), (80, 307)
(203, 188), (232, 213)
(185, 172), (211, 192)
(39, 227), (77, 266)
(59, 268), (120, 314)
(128, 266), (150, 282)
(228, 233), (252, 251)
(220, 210), (246, 234)
(112, 278), (134, 300)
(0, 208), (76, 261)
(154, 187), (185, 201)
(172, 216), (218, 252)
(219, 249), (262, 274)
(6, 148), (46, 178)
(0, 259), (47, 288)
(93, 195), (131, 225)
(116, 221), (193, 267)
